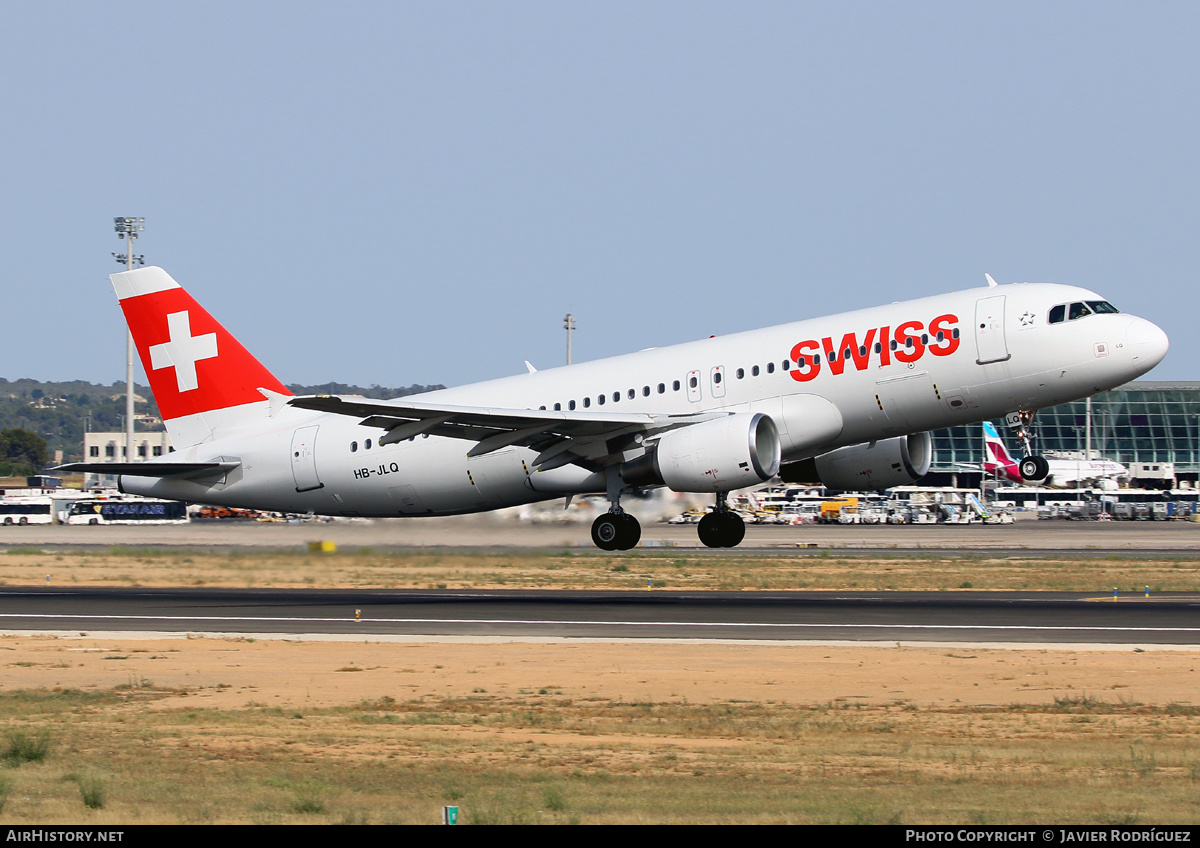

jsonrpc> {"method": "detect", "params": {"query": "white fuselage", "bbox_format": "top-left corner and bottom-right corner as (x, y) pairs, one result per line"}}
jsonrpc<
(122, 282), (1167, 516)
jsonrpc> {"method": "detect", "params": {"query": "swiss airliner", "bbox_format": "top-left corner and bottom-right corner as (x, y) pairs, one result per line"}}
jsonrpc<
(61, 267), (1168, 549)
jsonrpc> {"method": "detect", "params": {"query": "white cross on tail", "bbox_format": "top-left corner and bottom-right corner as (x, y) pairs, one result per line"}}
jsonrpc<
(149, 310), (218, 393)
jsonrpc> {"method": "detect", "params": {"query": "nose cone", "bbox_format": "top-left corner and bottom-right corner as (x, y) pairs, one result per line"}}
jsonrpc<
(1127, 317), (1169, 375)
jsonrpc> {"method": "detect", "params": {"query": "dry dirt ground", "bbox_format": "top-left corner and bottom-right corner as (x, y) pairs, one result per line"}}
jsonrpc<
(1, 633), (1195, 713)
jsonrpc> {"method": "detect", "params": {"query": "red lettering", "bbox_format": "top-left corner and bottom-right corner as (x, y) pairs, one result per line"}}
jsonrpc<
(791, 313), (955, 380)
(821, 336), (847, 376)
(893, 320), (925, 364)
(846, 328), (876, 371)
(928, 313), (960, 356)
(789, 340), (821, 382)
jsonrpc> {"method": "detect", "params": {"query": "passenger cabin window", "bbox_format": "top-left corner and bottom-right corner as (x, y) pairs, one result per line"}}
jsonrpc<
(351, 441), (358, 452)
(752, 365), (760, 377)
(673, 380), (681, 391)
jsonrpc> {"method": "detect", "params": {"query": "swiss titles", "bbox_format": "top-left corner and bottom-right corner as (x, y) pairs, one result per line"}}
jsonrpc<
(789, 314), (960, 383)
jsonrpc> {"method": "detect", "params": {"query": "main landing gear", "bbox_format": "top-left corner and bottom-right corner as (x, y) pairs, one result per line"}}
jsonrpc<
(591, 509), (641, 551)
(592, 467), (644, 551)
(697, 492), (745, 549)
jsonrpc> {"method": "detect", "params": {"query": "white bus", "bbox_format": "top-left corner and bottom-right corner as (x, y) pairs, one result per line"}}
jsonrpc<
(0, 499), (54, 526)
(64, 499), (189, 525)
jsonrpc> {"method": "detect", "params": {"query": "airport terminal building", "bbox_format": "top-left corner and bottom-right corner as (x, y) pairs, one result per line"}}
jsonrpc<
(930, 381), (1200, 485)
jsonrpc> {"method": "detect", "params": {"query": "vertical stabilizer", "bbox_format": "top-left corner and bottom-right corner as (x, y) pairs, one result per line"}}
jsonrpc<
(113, 267), (292, 448)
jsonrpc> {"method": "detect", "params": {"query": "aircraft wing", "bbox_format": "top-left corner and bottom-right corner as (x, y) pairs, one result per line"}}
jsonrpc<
(288, 395), (728, 470)
(54, 461), (240, 479)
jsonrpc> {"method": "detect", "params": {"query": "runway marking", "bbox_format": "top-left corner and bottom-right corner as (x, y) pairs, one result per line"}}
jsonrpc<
(0, 613), (1197, 636)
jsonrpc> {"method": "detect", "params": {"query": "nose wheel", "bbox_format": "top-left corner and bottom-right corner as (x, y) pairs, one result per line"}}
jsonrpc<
(1019, 454), (1050, 481)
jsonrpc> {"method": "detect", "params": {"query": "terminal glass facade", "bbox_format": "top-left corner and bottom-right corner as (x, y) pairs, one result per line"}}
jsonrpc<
(931, 382), (1200, 476)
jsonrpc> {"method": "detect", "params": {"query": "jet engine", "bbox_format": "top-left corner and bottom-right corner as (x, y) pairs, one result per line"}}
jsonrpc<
(779, 432), (932, 491)
(621, 412), (781, 493)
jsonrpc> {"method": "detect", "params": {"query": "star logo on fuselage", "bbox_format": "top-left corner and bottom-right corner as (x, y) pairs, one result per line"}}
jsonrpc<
(1019, 311), (1035, 327)
(148, 310), (218, 393)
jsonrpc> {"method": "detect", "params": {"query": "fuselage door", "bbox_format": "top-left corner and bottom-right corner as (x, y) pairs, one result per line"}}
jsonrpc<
(974, 295), (1010, 364)
(686, 370), (703, 403)
(290, 425), (323, 492)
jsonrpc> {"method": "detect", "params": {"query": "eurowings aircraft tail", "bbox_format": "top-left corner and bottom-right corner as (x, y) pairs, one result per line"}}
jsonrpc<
(982, 421), (1019, 469)
(113, 266), (292, 448)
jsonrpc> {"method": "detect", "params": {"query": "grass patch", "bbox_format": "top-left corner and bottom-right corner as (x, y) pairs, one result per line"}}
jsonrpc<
(3, 728), (52, 765)
(0, 684), (1192, 823)
(1, 547), (1197, 592)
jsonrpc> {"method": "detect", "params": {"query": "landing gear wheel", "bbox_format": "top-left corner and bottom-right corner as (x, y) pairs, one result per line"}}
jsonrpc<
(1019, 455), (1050, 481)
(697, 511), (745, 548)
(722, 512), (746, 547)
(591, 512), (641, 551)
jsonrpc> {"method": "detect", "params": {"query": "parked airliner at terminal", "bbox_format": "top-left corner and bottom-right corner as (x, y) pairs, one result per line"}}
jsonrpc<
(61, 267), (1168, 549)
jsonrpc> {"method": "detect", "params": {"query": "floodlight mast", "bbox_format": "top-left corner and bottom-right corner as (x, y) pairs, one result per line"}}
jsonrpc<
(564, 313), (576, 366)
(113, 217), (145, 464)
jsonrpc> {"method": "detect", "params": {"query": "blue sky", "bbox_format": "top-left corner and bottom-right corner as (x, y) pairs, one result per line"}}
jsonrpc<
(3, 2), (1196, 388)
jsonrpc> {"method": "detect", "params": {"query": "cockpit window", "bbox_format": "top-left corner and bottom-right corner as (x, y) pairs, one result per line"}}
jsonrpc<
(1050, 300), (1119, 324)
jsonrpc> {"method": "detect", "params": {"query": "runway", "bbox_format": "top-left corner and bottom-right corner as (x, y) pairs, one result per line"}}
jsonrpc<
(1, 587), (1197, 644)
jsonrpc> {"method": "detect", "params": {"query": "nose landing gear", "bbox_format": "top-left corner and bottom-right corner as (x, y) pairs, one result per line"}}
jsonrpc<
(1008, 409), (1049, 481)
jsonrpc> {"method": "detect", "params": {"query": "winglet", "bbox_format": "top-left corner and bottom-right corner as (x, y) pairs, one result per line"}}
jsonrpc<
(984, 273), (999, 288)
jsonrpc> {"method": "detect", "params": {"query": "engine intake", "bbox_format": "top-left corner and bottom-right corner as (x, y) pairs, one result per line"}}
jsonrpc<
(621, 412), (781, 493)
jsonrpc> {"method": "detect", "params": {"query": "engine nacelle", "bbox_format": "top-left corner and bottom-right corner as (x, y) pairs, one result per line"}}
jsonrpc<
(621, 412), (781, 493)
(779, 432), (932, 491)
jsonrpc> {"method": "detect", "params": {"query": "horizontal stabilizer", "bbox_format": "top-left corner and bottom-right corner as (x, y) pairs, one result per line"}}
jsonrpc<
(54, 462), (240, 479)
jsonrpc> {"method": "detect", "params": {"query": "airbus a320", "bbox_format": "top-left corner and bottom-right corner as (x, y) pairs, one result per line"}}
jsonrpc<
(62, 268), (1168, 549)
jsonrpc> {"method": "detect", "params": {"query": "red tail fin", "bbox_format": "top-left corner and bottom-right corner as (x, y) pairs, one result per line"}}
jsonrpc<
(113, 267), (291, 440)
